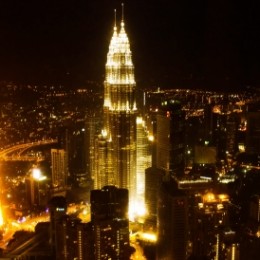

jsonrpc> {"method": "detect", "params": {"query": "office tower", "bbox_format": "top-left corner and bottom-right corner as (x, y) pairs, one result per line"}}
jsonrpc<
(95, 6), (138, 208)
(25, 167), (48, 209)
(86, 112), (101, 188)
(91, 185), (131, 260)
(68, 122), (88, 185)
(55, 216), (81, 260)
(67, 112), (100, 188)
(144, 107), (161, 230)
(156, 181), (188, 260)
(94, 132), (114, 190)
(211, 107), (240, 161)
(156, 99), (185, 177)
(136, 117), (151, 212)
(48, 196), (67, 257)
(25, 174), (40, 208)
(239, 194), (260, 260)
(246, 102), (260, 154)
(145, 167), (164, 231)
(249, 194), (260, 226)
(51, 149), (68, 194)
(185, 114), (206, 167)
(77, 222), (95, 260)
(145, 99), (185, 231)
(55, 216), (95, 260)
(191, 192), (230, 259)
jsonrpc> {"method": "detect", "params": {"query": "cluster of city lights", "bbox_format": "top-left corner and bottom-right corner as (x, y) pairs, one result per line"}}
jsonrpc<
(0, 205), (3, 227)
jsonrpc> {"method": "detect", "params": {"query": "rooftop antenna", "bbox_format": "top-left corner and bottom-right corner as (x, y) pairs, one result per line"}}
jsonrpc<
(121, 3), (124, 22)
(121, 3), (125, 27)
(114, 9), (117, 29)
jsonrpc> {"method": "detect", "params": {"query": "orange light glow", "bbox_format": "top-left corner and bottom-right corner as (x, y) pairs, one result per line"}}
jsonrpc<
(141, 232), (157, 242)
(0, 204), (4, 227)
(203, 192), (216, 203)
(129, 201), (147, 222)
(202, 192), (229, 204)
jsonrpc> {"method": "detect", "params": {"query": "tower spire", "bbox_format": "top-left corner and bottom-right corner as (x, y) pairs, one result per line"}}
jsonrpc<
(121, 3), (124, 22)
(121, 3), (125, 28)
(114, 9), (117, 30)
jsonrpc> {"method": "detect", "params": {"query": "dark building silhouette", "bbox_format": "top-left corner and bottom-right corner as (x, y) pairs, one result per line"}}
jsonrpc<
(156, 181), (188, 260)
(211, 107), (240, 162)
(191, 192), (230, 259)
(156, 99), (186, 178)
(48, 196), (67, 256)
(55, 216), (94, 260)
(91, 185), (131, 260)
(76, 222), (95, 260)
(145, 167), (164, 231)
(145, 99), (186, 231)
(246, 102), (260, 155)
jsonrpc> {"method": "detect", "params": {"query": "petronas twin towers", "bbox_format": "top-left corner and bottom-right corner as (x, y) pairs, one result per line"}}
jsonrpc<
(94, 5), (138, 209)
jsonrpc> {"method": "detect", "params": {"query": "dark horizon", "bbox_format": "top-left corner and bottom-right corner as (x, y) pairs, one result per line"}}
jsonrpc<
(0, 1), (259, 91)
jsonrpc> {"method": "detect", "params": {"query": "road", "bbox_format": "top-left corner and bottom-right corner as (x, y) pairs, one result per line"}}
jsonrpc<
(0, 139), (57, 161)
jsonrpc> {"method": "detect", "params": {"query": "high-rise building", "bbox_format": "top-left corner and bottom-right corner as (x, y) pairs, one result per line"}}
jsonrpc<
(191, 192), (230, 259)
(246, 102), (260, 155)
(86, 111), (101, 188)
(145, 167), (164, 231)
(91, 185), (131, 260)
(77, 222), (95, 260)
(55, 216), (94, 260)
(68, 123), (88, 185)
(94, 6), (138, 208)
(156, 181), (188, 260)
(51, 149), (68, 195)
(25, 167), (48, 208)
(136, 117), (151, 212)
(156, 99), (185, 177)
(48, 196), (67, 257)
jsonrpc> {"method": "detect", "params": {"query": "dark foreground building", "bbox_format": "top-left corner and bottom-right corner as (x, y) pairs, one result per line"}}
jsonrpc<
(91, 185), (132, 260)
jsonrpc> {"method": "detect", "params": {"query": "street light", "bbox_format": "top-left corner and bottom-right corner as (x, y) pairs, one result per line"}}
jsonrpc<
(31, 168), (47, 207)
(32, 168), (46, 181)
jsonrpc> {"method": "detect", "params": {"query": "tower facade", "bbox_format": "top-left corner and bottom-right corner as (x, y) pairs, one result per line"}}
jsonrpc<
(97, 8), (137, 207)
(91, 186), (130, 260)
(51, 149), (67, 188)
(157, 181), (188, 260)
(156, 99), (185, 177)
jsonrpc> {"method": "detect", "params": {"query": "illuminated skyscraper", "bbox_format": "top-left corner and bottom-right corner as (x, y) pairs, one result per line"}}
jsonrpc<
(51, 149), (68, 195)
(95, 5), (137, 208)
(136, 117), (151, 212)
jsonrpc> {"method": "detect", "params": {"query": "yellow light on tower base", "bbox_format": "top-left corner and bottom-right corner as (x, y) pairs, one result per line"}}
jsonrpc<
(32, 168), (46, 181)
(32, 168), (41, 180)
(148, 135), (154, 142)
(0, 204), (4, 227)
(129, 201), (147, 223)
(141, 232), (157, 243)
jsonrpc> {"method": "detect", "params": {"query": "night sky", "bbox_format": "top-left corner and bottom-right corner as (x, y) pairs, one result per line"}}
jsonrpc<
(0, 0), (259, 91)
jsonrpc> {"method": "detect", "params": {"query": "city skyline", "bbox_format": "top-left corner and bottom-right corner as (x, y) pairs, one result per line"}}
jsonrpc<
(0, 1), (259, 91)
(0, 2), (259, 258)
